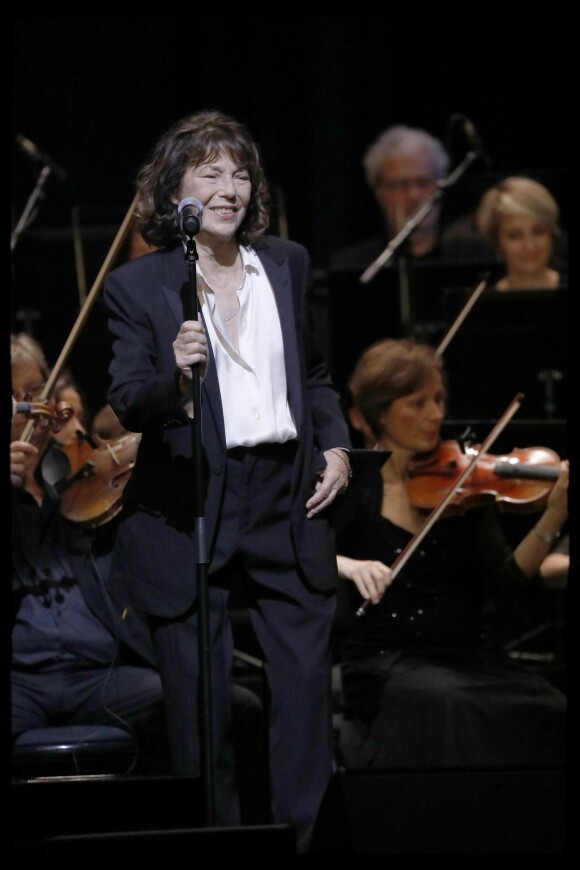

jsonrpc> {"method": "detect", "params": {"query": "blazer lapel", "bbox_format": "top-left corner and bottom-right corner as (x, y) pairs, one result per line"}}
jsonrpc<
(161, 248), (226, 449)
(161, 247), (190, 328)
(257, 245), (303, 432)
(159, 243), (303, 447)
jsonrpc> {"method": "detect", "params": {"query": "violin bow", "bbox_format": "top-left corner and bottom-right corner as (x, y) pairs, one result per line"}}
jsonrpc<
(19, 194), (139, 444)
(356, 392), (525, 616)
(436, 272), (490, 358)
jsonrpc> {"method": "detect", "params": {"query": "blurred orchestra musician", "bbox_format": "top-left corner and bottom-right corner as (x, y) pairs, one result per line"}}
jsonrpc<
(10, 332), (169, 773)
(329, 124), (493, 272)
(332, 337), (568, 771)
(476, 176), (567, 291)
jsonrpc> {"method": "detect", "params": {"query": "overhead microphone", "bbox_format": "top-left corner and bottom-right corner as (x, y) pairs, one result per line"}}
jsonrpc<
(14, 133), (68, 180)
(177, 197), (204, 236)
(460, 116), (493, 169)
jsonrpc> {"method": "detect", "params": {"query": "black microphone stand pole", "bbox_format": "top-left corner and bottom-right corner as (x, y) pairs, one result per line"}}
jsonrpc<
(11, 164), (52, 252)
(359, 151), (481, 332)
(182, 233), (216, 827)
(398, 252), (411, 335)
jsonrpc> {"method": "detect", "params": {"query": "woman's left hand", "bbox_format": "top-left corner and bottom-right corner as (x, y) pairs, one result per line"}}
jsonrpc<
(546, 459), (569, 519)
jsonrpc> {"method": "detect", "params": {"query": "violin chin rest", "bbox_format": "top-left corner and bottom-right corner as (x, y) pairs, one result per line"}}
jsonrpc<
(40, 443), (71, 487)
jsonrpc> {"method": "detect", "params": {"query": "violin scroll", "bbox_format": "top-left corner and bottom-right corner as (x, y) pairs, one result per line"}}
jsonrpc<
(13, 397), (74, 432)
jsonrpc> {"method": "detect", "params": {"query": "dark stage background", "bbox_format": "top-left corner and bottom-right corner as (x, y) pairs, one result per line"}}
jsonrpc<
(9, 18), (569, 849)
(11, 15), (569, 419)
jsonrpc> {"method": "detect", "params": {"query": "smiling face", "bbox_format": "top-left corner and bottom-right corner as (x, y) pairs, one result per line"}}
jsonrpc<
(497, 213), (554, 282)
(178, 151), (252, 247)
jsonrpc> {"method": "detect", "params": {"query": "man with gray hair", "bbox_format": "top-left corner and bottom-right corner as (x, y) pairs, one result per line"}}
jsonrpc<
(330, 124), (491, 270)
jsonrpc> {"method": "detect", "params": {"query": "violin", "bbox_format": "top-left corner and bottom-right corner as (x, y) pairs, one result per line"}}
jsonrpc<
(356, 393), (560, 617)
(406, 440), (561, 516)
(14, 197), (141, 526)
(51, 431), (142, 528)
(14, 398), (74, 432)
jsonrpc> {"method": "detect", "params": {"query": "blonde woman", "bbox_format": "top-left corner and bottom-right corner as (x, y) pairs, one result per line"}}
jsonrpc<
(476, 176), (565, 290)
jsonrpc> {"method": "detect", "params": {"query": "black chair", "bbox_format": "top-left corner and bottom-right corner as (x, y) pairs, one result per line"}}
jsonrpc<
(12, 725), (139, 779)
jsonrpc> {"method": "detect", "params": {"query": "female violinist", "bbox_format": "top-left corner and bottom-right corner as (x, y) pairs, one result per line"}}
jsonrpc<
(332, 337), (567, 770)
(475, 176), (567, 291)
(10, 333), (169, 772)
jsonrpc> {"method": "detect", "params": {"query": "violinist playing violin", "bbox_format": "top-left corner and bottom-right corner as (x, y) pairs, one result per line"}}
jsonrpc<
(332, 337), (567, 770)
(10, 333), (169, 773)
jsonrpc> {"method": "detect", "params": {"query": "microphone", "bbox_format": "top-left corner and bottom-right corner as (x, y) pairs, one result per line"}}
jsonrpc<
(14, 133), (68, 180)
(177, 197), (204, 236)
(460, 117), (493, 169)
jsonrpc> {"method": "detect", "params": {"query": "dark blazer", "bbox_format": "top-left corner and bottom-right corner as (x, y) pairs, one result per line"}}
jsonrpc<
(104, 236), (351, 619)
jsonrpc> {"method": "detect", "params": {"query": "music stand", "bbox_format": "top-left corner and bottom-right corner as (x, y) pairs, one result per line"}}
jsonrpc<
(349, 448), (392, 473)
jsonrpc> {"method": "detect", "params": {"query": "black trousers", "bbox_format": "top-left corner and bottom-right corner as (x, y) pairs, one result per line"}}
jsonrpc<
(150, 443), (336, 852)
(12, 659), (168, 773)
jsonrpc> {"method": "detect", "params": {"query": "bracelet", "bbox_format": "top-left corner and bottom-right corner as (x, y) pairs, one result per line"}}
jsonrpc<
(533, 526), (561, 545)
(330, 448), (352, 479)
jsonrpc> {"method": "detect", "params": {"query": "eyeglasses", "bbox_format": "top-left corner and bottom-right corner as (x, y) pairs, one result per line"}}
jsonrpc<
(376, 177), (438, 193)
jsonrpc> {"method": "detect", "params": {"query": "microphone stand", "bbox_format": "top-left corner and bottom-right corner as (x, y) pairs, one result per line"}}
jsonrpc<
(359, 151), (481, 332)
(398, 252), (411, 334)
(11, 164), (52, 251)
(181, 233), (215, 827)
